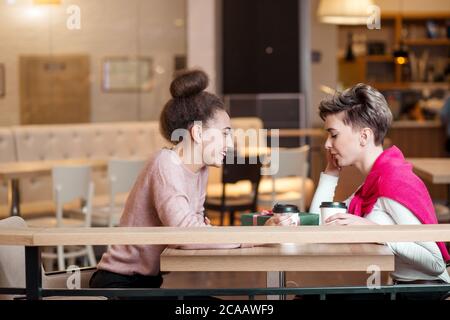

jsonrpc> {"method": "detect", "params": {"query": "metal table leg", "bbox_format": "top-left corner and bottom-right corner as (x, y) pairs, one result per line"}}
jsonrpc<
(266, 271), (286, 300)
(25, 246), (42, 300)
(8, 179), (21, 217)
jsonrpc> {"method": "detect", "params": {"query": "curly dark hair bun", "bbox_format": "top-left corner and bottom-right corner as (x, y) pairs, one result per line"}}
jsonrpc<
(160, 69), (226, 144)
(170, 69), (209, 98)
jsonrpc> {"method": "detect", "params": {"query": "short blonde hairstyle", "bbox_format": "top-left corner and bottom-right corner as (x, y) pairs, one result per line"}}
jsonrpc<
(319, 83), (393, 146)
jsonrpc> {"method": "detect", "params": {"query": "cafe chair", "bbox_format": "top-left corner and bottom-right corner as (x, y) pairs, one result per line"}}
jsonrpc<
(0, 216), (105, 300)
(258, 145), (310, 211)
(26, 166), (96, 271)
(205, 152), (262, 226)
(91, 158), (145, 227)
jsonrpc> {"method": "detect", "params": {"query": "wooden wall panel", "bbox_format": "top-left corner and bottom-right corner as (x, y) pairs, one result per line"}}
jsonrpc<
(20, 55), (90, 124)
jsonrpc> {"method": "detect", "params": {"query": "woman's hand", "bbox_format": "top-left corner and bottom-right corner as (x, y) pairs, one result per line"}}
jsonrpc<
(325, 213), (377, 226)
(264, 215), (297, 226)
(204, 216), (211, 226)
(324, 149), (341, 177)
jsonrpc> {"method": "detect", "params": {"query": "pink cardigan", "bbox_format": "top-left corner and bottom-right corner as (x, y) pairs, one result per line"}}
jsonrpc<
(349, 146), (450, 262)
(97, 149), (243, 276)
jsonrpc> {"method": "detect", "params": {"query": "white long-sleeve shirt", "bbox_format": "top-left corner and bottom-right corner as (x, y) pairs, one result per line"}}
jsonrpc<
(310, 172), (450, 283)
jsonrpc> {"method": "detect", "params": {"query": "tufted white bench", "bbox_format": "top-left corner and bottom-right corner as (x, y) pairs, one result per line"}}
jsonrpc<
(0, 122), (169, 218)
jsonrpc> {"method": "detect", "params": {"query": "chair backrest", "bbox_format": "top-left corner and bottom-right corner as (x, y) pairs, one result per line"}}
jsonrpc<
(222, 154), (262, 185)
(0, 217), (100, 300)
(220, 153), (262, 210)
(230, 117), (264, 132)
(230, 117), (266, 154)
(108, 158), (146, 196)
(0, 217), (26, 299)
(267, 146), (310, 210)
(270, 145), (310, 179)
(52, 165), (94, 226)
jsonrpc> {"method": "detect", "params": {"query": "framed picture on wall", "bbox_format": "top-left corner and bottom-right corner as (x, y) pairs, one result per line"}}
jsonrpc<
(102, 57), (154, 92)
(174, 54), (187, 71)
(0, 64), (5, 97)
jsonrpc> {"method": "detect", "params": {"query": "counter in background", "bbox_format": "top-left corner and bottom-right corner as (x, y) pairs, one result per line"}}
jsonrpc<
(388, 120), (445, 157)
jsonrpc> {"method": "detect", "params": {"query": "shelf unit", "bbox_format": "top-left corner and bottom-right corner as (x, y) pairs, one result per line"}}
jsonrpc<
(338, 12), (450, 90)
(403, 39), (450, 46)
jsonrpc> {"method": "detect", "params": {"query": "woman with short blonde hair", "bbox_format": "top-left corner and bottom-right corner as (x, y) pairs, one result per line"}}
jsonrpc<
(310, 83), (450, 299)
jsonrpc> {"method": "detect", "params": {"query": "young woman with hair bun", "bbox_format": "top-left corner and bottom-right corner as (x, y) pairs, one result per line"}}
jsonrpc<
(89, 69), (260, 290)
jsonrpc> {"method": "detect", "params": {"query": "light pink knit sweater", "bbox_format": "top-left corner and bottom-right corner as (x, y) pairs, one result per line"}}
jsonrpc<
(97, 149), (243, 276)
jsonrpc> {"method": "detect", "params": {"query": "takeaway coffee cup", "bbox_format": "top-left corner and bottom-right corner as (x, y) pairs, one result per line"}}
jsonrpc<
(272, 203), (300, 226)
(319, 202), (347, 225)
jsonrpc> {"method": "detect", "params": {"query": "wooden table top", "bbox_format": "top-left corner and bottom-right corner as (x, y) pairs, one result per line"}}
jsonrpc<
(160, 243), (394, 272)
(408, 158), (450, 184)
(0, 158), (107, 180)
(2, 224), (450, 246)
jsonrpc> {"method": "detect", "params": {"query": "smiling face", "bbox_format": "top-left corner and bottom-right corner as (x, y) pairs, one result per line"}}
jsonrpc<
(201, 109), (233, 167)
(323, 112), (365, 168)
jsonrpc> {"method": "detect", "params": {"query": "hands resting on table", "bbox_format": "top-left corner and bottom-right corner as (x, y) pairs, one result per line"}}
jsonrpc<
(204, 210), (376, 227)
(264, 213), (376, 226)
